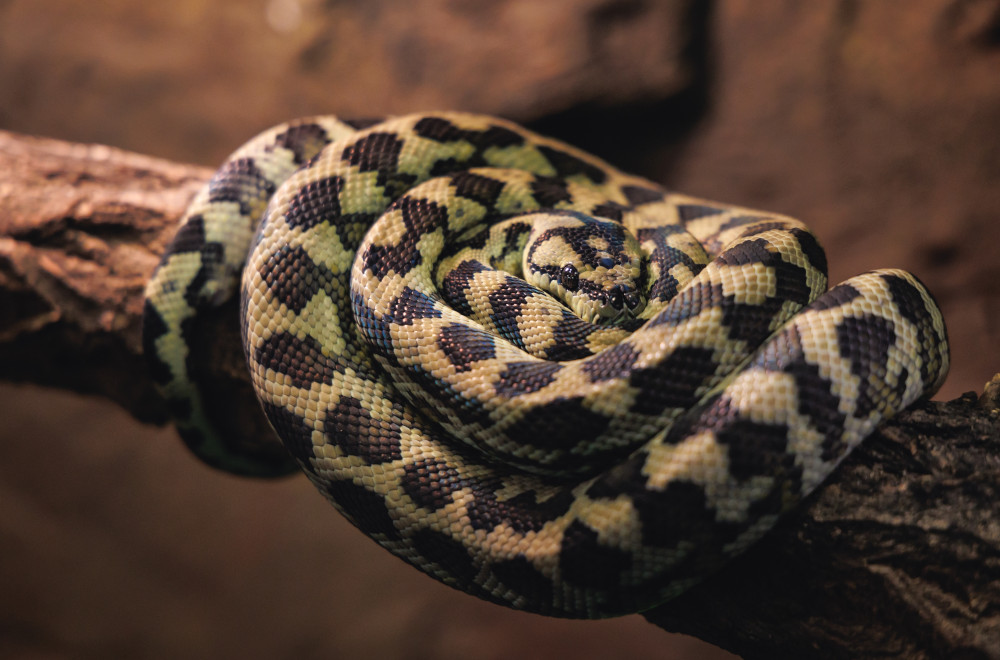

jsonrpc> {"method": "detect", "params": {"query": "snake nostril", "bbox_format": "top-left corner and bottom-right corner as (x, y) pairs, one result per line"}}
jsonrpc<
(608, 285), (624, 310)
(597, 257), (615, 269)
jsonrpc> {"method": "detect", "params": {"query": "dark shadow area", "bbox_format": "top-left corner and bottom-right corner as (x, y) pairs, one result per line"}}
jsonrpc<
(527, 0), (713, 179)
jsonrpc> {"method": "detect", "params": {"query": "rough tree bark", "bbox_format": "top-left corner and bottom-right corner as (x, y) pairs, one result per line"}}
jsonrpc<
(1, 129), (997, 660)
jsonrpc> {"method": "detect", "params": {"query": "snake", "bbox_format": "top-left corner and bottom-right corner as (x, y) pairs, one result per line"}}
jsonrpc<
(142, 112), (950, 617)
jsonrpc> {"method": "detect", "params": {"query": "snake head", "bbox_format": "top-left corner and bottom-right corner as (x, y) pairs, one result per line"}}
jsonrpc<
(524, 211), (646, 325)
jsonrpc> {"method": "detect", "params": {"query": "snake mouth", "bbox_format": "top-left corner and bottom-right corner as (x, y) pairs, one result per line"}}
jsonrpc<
(600, 305), (643, 326)
(584, 284), (646, 325)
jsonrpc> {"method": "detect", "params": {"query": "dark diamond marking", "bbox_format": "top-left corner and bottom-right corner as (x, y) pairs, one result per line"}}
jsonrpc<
(262, 245), (334, 313)
(207, 158), (276, 216)
(837, 314), (897, 418)
(582, 343), (640, 382)
(559, 520), (632, 590)
(489, 556), (554, 609)
(182, 242), (225, 309)
(881, 272), (944, 388)
(285, 175), (344, 232)
(530, 175), (573, 207)
(440, 259), (489, 317)
(253, 331), (340, 388)
(438, 323), (496, 372)
(142, 299), (173, 385)
(409, 528), (477, 583)
(640, 237), (700, 302)
(401, 458), (464, 510)
(343, 132), (404, 172)
(677, 204), (726, 223)
(398, 194), (449, 236)
(387, 286), (442, 325)
(494, 361), (564, 396)
(790, 227), (827, 275)
(502, 397), (610, 451)
(714, 237), (774, 268)
(324, 395), (403, 464)
(273, 123), (332, 164)
(809, 283), (862, 311)
(629, 346), (720, 415)
(546, 310), (600, 361)
(352, 292), (394, 354)
(714, 417), (795, 482)
(487, 276), (533, 348)
(412, 116), (468, 143)
(751, 324), (803, 372)
(536, 145), (608, 183)
(341, 117), (385, 130)
(262, 401), (315, 463)
(451, 171), (506, 209)
(590, 202), (625, 221)
(789, 359), (850, 461)
(467, 488), (574, 534)
(622, 185), (666, 206)
(325, 479), (401, 540)
(162, 214), (207, 259)
(362, 196), (447, 278)
(479, 124), (527, 148)
(428, 155), (487, 178)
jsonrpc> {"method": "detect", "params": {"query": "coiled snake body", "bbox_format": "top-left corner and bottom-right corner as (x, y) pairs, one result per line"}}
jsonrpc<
(143, 113), (949, 617)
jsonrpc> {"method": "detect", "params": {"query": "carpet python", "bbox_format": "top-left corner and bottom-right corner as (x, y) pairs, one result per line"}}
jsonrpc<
(143, 112), (949, 617)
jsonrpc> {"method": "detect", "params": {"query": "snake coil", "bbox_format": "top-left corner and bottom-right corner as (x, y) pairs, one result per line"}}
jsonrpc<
(143, 112), (949, 617)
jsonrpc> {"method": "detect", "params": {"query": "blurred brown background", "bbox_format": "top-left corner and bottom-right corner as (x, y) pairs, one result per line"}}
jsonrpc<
(1, 0), (998, 658)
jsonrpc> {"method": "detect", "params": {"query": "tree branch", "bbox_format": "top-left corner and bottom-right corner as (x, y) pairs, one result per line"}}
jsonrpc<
(1, 130), (997, 659)
(644, 382), (1000, 659)
(0, 130), (207, 422)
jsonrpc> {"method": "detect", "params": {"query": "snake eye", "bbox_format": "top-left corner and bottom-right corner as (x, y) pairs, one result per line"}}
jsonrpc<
(561, 264), (579, 291)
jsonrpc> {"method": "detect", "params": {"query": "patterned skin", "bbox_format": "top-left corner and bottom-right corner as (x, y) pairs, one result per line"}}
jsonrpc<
(143, 112), (949, 617)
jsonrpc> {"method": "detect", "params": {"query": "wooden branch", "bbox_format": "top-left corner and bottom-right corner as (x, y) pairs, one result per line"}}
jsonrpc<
(644, 383), (1000, 659)
(0, 129), (277, 448)
(2, 130), (997, 659)
(0, 130), (209, 424)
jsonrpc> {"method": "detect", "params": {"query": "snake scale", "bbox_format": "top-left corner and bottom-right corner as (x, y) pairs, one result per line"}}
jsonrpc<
(143, 112), (949, 617)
